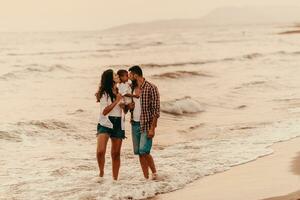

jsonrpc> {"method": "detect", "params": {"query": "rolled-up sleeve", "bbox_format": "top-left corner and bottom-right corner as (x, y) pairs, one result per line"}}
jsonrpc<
(150, 85), (160, 118)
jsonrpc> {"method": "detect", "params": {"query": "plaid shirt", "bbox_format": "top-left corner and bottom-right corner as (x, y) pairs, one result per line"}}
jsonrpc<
(140, 79), (160, 132)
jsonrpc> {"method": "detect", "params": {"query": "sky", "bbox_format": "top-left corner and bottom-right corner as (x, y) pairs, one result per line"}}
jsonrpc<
(0, 0), (300, 31)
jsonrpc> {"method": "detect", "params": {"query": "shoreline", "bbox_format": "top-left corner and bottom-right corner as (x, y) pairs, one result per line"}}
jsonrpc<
(263, 152), (300, 200)
(263, 190), (300, 200)
(156, 137), (300, 200)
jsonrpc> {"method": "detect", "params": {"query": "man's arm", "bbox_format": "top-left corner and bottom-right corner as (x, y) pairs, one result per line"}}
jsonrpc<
(147, 85), (160, 138)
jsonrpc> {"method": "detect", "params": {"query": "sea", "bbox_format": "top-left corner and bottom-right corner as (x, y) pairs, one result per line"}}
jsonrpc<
(1, 23), (300, 199)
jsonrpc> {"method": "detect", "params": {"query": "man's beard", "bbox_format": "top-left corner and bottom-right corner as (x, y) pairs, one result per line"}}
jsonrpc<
(131, 79), (138, 88)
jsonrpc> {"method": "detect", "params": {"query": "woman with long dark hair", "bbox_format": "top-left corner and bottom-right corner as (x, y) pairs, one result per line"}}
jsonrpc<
(95, 69), (125, 181)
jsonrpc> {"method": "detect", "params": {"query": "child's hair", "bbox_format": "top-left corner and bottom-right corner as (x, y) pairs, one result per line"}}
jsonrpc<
(117, 69), (128, 77)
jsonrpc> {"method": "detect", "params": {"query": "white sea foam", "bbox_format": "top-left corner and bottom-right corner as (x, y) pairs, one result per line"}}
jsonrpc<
(161, 97), (204, 115)
(89, 120), (300, 200)
(2, 120), (299, 200)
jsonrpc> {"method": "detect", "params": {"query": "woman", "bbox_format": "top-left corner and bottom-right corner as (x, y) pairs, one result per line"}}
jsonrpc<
(95, 69), (125, 181)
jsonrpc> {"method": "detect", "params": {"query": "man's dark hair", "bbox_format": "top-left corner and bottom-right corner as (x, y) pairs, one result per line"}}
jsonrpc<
(117, 69), (128, 77)
(128, 65), (143, 77)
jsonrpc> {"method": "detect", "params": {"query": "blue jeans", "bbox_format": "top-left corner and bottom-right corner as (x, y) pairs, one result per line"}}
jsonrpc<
(131, 121), (152, 155)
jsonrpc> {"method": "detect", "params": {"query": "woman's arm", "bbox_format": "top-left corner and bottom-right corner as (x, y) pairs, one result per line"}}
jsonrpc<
(102, 94), (122, 116)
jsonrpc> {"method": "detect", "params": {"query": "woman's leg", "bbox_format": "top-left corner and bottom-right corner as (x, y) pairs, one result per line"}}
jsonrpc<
(111, 138), (123, 180)
(96, 134), (109, 177)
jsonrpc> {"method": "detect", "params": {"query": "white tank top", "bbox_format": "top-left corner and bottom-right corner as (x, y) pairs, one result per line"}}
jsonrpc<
(132, 90), (141, 122)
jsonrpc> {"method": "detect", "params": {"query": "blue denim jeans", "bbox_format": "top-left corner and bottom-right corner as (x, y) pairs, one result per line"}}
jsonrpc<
(131, 121), (152, 155)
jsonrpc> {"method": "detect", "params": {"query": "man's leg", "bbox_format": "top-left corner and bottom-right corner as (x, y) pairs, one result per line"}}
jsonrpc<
(131, 122), (149, 178)
(139, 131), (156, 179)
(145, 154), (156, 174)
(139, 155), (149, 179)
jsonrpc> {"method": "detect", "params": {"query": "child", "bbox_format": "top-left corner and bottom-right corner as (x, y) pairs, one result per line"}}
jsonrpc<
(117, 69), (132, 105)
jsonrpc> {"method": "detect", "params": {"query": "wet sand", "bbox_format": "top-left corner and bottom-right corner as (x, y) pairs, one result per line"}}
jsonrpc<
(279, 24), (300, 34)
(279, 30), (300, 35)
(157, 137), (300, 200)
(263, 152), (300, 200)
(263, 190), (300, 200)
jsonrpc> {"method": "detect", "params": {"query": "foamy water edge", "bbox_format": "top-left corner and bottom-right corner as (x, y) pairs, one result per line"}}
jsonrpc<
(2, 119), (299, 200)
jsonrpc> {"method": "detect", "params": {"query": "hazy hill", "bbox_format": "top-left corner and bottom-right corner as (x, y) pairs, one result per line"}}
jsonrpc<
(201, 6), (300, 25)
(102, 6), (300, 32)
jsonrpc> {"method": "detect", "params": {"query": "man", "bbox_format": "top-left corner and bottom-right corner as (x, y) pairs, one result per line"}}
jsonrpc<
(128, 65), (160, 179)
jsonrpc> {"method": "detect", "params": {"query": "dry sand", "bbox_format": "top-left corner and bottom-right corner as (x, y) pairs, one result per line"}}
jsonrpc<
(157, 137), (300, 200)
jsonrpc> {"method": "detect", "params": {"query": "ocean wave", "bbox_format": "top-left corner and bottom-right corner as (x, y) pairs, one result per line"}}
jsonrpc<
(0, 119), (78, 142)
(207, 39), (250, 43)
(6, 49), (116, 56)
(0, 64), (71, 80)
(35, 50), (297, 71)
(242, 53), (263, 59)
(149, 52), (264, 67)
(279, 30), (300, 35)
(16, 120), (71, 130)
(141, 60), (214, 68)
(0, 119), (89, 143)
(127, 51), (300, 69)
(5, 44), (158, 57)
(161, 96), (204, 115)
(0, 72), (18, 80)
(180, 123), (206, 133)
(0, 131), (22, 142)
(152, 70), (212, 79)
(234, 81), (270, 90)
(27, 64), (71, 72)
(67, 109), (85, 115)
(292, 51), (300, 55)
(114, 41), (164, 48)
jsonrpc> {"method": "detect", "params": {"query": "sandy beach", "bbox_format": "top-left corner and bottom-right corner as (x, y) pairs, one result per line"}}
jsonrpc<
(263, 151), (300, 200)
(158, 137), (300, 200)
(264, 190), (300, 200)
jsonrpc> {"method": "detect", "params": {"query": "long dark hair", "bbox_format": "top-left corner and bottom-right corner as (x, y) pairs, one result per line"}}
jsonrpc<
(96, 69), (115, 102)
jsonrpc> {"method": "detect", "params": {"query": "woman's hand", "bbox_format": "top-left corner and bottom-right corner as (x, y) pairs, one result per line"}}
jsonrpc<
(119, 102), (126, 109)
(103, 93), (123, 116)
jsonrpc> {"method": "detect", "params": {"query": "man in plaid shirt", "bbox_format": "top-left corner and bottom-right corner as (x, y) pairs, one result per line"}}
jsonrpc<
(128, 65), (160, 180)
